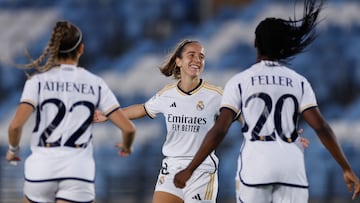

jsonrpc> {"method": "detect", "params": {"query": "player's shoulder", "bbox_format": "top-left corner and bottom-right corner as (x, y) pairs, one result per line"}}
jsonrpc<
(77, 66), (96, 76)
(231, 63), (256, 78)
(224, 71), (244, 86)
(77, 67), (105, 81)
(202, 81), (223, 95)
(157, 82), (177, 96)
(281, 65), (308, 81)
(25, 67), (58, 81)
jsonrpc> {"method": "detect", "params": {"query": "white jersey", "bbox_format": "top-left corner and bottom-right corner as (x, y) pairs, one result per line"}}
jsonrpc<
(21, 64), (120, 182)
(221, 60), (317, 187)
(145, 79), (222, 171)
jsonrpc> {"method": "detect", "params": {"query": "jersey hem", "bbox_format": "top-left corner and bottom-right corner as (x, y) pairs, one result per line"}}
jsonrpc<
(240, 178), (308, 188)
(105, 106), (120, 117)
(301, 105), (318, 113)
(25, 177), (94, 183)
(20, 101), (36, 109)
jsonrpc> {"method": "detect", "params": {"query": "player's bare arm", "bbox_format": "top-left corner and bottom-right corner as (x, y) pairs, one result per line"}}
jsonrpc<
(302, 107), (360, 200)
(174, 108), (234, 188)
(6, 103), (33, 164)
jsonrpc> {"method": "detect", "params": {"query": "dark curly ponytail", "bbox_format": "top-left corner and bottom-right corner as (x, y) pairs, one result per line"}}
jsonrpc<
(255, 0), (324, 61)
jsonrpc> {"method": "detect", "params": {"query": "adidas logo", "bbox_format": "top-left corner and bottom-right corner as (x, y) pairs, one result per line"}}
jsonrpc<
(192, 194), (202, 200)
(170, 102), (176, 107)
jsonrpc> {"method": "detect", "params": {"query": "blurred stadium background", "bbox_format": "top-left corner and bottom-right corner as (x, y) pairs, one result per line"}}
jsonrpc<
(0, 0), (360, 202)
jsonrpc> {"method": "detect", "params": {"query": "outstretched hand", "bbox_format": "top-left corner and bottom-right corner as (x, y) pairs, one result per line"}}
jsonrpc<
(299, 136), (310, 148)
(297, 128), (310, 148)
(343, 170), (360, 200)
(172, 129), (310, 189)
(174, 168), (193, 188)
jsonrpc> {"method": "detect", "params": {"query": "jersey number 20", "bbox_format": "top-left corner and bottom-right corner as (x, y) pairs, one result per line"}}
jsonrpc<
(242, 92), (299, 143)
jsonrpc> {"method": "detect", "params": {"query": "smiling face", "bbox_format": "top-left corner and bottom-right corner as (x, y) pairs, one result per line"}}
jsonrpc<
(176, 42), (205, 80)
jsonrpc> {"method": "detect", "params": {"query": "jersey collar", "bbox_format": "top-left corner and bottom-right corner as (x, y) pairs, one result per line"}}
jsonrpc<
(59, 64), (78, 70)
(177, 79), (204, 95)
(261, 60), (281, 67)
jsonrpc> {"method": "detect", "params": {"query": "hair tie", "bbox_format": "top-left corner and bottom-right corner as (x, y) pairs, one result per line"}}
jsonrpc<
(59, 25), (83, 53)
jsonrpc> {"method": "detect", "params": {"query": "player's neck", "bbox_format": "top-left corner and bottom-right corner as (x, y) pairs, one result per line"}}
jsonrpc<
(257, 55), (278, 63)
(178, 78), (201, 92)
(56, 58), (78, 65)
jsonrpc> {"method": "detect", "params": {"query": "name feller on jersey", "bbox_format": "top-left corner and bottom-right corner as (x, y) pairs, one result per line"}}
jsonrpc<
(168, 114), (207, 133)
(251, 75), (293, 87)
(43, 81), (95, 95)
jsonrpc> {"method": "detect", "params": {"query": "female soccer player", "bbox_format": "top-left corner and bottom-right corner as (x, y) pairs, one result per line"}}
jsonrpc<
(95, 39), (221, 203)
(6, 21), (136, 203)
(173, 0), (360, 202)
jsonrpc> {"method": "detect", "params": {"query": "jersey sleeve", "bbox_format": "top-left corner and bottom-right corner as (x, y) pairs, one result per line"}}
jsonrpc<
(97, 78), (120, 116)
(220, 75), (241, 119)
(20, 77), (39, 108)
(299, 78), (318, 113)
(144, 92), (162, 118)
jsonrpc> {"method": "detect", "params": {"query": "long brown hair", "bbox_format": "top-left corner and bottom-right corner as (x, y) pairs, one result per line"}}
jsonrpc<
(22, 21), (83, 74)
(160, 39), (199, 80)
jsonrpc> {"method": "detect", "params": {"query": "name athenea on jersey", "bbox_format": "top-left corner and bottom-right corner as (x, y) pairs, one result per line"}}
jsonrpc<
(167, 114), (207, 133)
(43, 81), (95, 95)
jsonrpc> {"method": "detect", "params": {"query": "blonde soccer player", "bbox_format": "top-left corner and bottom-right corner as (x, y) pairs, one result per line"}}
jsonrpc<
(6, 21), (136, 203)
(95, 39), (221, 203)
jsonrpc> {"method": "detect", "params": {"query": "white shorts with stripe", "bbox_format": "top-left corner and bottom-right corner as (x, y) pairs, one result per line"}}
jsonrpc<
(155, 157), (218, 202)
(24, 179), (94, 202)
(235, 177), (308, 203)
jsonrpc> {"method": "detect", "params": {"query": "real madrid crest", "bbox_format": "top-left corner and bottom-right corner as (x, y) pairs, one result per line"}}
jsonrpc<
(158, 175), (165, 185)
(196, 101), (204, 111)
